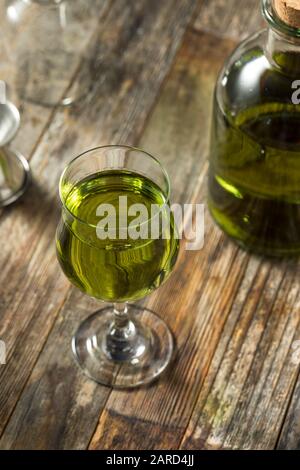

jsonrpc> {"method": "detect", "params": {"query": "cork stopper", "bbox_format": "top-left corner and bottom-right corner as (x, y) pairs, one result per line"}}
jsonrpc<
(274, 0), (300, 29)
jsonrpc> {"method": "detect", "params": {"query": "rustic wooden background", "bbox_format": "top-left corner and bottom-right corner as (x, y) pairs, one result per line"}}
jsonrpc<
(0, 0), (299, 450)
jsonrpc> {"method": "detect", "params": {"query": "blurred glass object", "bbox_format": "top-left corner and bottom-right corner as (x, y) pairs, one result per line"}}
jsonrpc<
(3, 0), (101, 106)
(0, 98), (31, 206)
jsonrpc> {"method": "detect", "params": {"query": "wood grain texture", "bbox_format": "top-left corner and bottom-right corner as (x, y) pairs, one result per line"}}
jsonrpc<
(194, 0), (264, 39)
(277, 370), (300, 449)
(0, 0), (199, 449)
(0, 289), (111, 450)
(0, 0), (112, 438)
(181, 258), (300, 449)
(0, 0), (299, 451)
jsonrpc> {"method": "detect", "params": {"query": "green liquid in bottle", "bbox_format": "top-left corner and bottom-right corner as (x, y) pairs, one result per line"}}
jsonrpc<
(56, 170), (179, 302)
(208, 42), (300, 256)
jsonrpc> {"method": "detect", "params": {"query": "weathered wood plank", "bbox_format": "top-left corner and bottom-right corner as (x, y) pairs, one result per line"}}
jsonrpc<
(0, 0), (112, 437)
(0, 289), (110, 450)
(2, 0), (298, 451)
(180, 259), (300, 449)
(88, 31), (251, 450)
(277, 371), (300, 449)
(194, 0), (264, 39)
(176, 5), (300, 448)
(0, 0), (199, 449)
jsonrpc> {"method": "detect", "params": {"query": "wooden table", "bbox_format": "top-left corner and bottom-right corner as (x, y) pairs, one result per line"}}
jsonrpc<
(0, 0), (299, 450)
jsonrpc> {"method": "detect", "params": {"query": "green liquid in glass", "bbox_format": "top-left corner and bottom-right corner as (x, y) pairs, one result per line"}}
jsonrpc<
(56, 170), (179, 301)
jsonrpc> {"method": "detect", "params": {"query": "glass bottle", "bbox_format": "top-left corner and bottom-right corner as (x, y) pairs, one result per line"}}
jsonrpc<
(2, 0), (100, 106)
(208, 0), (300, 256)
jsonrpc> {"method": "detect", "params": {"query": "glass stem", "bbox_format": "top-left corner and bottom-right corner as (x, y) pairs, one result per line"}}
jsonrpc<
(113, 302), (130, 329)
(105, 303), (137, 362)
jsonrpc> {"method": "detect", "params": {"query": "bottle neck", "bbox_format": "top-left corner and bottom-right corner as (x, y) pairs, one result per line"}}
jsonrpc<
(266, 27), (300, 74)
(262, 0), (300, 74)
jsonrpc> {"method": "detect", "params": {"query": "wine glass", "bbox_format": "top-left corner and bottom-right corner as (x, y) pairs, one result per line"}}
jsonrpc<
(56, 145), (179, 388)
(3, 0), (101, 106)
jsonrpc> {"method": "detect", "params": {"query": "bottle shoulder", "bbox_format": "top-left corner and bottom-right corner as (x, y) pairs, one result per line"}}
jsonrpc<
(216, 28), (298, 116)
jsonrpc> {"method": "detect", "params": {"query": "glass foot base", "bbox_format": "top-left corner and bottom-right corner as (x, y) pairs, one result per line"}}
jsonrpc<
(72, 305), (174, 388)
(0, 148), (31, 207)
